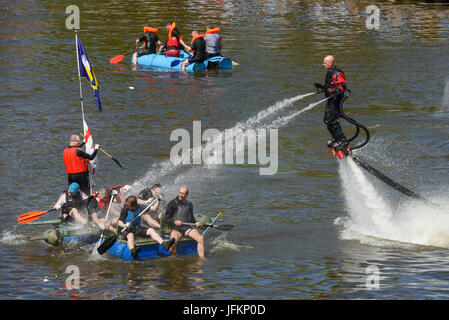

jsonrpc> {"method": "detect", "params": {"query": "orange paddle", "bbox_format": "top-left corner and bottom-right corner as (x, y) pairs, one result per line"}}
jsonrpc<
(17, 208), (56, 224)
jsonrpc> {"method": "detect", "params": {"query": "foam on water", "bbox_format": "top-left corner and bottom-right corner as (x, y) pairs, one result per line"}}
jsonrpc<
(336, 156), (449, 248)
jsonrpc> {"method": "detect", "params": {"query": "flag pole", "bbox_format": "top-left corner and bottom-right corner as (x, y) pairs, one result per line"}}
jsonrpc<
(75, 31), (92, 194)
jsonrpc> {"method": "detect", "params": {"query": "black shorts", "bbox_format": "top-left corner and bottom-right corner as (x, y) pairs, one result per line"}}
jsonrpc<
(124, 225), (148, 238)
(170, 225), (194, 236)
(136, 47), (155, 57)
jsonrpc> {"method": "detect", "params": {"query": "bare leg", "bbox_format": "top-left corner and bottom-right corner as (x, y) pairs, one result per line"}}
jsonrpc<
(185, 228), (205, 258)
(169, 229), (182, 256)
(146, 228), (164, 244)
(126, 232), (135, 251)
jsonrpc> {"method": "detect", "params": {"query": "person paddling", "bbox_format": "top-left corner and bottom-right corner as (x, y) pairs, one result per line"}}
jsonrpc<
(181, 29), (206, 72)
(165, 186), (205, 258)
(53, 182), (89, 224)
(132, 25), (161, 64)
(117, 196), (175, 260)
(314, 55), (348, 150)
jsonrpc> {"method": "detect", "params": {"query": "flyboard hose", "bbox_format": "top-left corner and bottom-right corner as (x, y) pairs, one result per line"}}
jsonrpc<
(337, 90), (442, 211)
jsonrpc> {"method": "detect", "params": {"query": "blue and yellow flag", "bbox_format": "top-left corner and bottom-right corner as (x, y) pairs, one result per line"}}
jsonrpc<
(76, 34), (102, 112)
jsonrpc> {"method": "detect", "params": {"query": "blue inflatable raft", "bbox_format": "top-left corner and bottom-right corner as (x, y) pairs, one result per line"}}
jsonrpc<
(135, 51), (233, 72)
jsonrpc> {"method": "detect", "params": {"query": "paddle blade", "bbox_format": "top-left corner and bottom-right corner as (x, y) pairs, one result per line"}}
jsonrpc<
(97, 235), (118, 255)
(214, 224), (234, 232)
(17, 210), (50, 224)
(109, 55), (125, 64)
(111, 157), (124, 169)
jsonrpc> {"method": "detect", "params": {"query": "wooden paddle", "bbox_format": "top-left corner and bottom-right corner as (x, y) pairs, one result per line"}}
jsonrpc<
(97, 196), (160, 255)
(17, 208), (57, 224)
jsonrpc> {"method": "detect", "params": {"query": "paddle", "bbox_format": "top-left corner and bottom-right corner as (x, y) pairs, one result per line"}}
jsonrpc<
(182, 221), (233, 232)
(201, 211), (223, 237)
(79, 132), (124, 169)
(99, 147), (124, 169)
(92, 189), (118, 256)
(97, 195), (160, 255)
(109, 45), (145, 64)
(17, 208), (56, 224)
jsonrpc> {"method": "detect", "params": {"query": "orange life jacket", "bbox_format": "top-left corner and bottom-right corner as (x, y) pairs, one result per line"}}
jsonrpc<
(205, 28), (220, 34)
(190, 34), (205, 45)
(190, 34), (205, 54)
(143, 27), (158, 34)
(63, 147), (88, 174)
(168, 22), (176, 40)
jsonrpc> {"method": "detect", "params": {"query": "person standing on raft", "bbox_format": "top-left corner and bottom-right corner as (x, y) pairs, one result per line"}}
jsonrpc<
(314, 55), (348, 150)
(132, 25), (161, 64)
(63, 134), (99, 195)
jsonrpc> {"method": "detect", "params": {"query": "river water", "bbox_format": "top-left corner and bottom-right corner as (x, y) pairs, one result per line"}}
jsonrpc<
(1, 0), (449, 300)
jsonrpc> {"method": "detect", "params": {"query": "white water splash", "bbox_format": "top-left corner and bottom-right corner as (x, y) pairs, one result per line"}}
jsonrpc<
(0, 230), (26, 245)
(337, 156), (449, 248)
(209, 233), (253, 254)
(131, 92), (324, 192)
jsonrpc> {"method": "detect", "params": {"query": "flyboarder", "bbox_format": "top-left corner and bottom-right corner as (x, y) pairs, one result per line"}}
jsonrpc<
(314, 55), (348, 151)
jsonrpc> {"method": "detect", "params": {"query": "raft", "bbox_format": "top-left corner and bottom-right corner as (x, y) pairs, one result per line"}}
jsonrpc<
(25, 213), (216, 260)
(135, 51), (233, 71)
(104, 212), (212, 260)
(107, 236), (197, 261)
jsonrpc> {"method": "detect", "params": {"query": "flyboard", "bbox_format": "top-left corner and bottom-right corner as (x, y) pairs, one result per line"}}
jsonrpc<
(329, 90), (442, 211)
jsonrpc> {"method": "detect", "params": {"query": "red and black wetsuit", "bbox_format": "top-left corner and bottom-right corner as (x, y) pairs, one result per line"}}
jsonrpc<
(323, 65), (347, 144)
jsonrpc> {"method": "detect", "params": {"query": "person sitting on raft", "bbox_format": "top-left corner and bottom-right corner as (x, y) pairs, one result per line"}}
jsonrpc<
(204, 25), (223, 59)
(137, 183), (165, 230)
(53, 182), (89, 224)
(181, 29), (206, 72)
(159, 22), (189, 57)
(117, 195), (175, 260)
(132, 25), (162, 64)
(165, 186), (204, 258)
(87, 187), (120, 232)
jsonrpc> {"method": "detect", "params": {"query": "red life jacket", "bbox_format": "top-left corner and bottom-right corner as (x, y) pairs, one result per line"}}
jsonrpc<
(63, 147), (88, 174)
(166, 38), (180, 57)
(89, 191), (110, 212)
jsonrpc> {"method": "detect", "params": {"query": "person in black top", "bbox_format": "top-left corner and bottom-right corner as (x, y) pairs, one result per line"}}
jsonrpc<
(165, 186), (204, 258)
(181, 30), (206, 72)
(132, 25), (162, 64)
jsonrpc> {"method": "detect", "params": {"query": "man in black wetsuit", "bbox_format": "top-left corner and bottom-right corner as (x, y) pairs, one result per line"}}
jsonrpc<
(132, 25), (162, 64)
(165, 186), (204, 258)
(314, 55), (348, 150)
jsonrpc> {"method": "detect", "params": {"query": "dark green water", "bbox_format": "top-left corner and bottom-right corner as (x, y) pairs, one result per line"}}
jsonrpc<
(1, 0), (449, 299)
